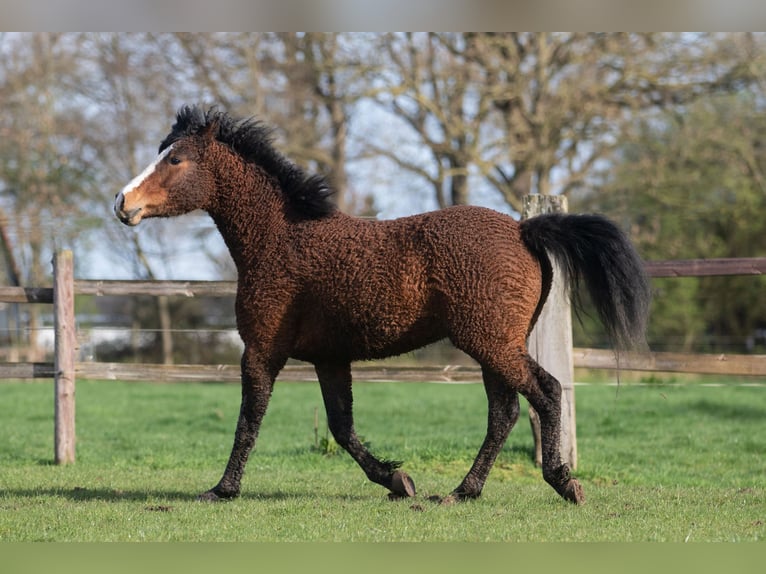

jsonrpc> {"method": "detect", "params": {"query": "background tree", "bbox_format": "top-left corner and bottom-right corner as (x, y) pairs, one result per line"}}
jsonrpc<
(369, 33), (491, 208)
(369, 33), (761, 214)
(78, 33), (206, 363)
(167, 32), (373, 214)
(574, 93), (766, 352)
(0, 33), (101, 358)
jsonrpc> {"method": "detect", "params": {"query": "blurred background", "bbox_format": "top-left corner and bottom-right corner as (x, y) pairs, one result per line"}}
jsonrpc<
(1, 32), (765, 365)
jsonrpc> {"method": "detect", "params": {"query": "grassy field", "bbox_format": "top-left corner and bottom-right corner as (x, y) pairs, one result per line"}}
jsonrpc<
(0, 376), (764, 542)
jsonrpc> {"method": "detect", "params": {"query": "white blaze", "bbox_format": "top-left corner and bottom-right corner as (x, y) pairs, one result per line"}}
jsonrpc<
(115, 146), (173, 212)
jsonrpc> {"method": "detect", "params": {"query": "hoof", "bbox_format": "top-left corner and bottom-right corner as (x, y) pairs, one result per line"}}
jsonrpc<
(197, 489), (237, 502)
(562, 478), (585, 504)
(390, 470), (416, 498)
(442, 490), (480, 505)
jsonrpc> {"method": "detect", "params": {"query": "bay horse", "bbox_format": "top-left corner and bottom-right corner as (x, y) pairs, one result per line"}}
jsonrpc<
(114, 105), (650, 505)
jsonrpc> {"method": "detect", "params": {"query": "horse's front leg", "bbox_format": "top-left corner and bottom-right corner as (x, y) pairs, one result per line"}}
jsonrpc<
(199, 348), (280, 501)
(315, 362), (416, 499)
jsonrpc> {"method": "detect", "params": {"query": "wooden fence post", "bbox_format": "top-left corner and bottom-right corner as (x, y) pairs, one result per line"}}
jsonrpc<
(53, 250), (76, 464)
(522, 195), (577, 470)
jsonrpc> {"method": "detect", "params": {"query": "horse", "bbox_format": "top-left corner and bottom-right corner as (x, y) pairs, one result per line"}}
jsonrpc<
(114, 104), (651, 506)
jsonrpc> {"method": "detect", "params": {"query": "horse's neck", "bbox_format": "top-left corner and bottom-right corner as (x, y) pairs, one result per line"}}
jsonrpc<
(209, 173), (287, 272)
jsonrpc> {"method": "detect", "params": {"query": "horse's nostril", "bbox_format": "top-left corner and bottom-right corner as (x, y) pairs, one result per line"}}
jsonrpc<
(116, 206), (142, 226)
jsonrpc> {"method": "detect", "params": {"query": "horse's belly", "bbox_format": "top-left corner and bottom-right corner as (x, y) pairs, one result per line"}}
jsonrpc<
(291, 308), (445, 363)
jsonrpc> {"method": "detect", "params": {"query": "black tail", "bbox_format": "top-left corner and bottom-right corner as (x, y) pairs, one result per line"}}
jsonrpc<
(520, 212), (651, 350)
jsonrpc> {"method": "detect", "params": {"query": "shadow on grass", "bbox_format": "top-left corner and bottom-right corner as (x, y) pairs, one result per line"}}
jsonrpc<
(5, 486), (194, 502)
(2, 486), (372, 504)
(687, 399), (766, 421)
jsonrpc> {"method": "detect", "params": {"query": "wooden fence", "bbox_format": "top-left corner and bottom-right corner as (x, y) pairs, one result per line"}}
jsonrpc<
(2, 249), (766, 466)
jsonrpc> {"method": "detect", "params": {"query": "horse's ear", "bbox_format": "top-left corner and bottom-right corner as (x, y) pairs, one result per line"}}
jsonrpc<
(201, 119), (220, 141)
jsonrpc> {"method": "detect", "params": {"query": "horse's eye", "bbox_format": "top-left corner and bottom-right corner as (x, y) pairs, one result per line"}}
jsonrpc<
(168, 156), (182, 166)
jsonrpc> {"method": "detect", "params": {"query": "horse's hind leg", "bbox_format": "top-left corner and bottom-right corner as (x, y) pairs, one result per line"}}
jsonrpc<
(315, 362), (416, 498)
(445, 368), (521, 503)
(521, 356), (584, 504)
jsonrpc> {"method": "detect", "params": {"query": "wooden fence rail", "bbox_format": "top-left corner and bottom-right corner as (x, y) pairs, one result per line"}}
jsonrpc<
(74, 362), (487, 384)
(6, 349), (766, 383)
(644, 257), (766, 277)
(573, 348), (766, 377)
(0, 286), (54, 303)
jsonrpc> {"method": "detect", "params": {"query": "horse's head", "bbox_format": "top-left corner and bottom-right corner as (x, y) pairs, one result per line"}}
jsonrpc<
(114, 122), (218, 226)
(115, 104), (336, 227)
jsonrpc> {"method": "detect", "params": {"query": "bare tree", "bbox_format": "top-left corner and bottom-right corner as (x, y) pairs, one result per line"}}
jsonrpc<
(369, 33), (763, 213)
(167, 33), (372, 214)
(368, 33), (490, 208)
(80, 33), (207, 364)
(0, 33), (99, 359)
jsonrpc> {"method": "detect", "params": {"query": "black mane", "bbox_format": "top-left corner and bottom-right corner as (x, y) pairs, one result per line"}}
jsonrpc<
(159, 105), (336, 219)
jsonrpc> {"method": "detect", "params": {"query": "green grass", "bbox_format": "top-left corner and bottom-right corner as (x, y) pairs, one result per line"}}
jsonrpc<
(0, 378), (764, 541)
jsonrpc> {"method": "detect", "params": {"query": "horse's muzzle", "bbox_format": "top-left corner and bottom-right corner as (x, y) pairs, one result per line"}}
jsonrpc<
(117, 207), (142, 226)
(114, 193), (142, 226)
